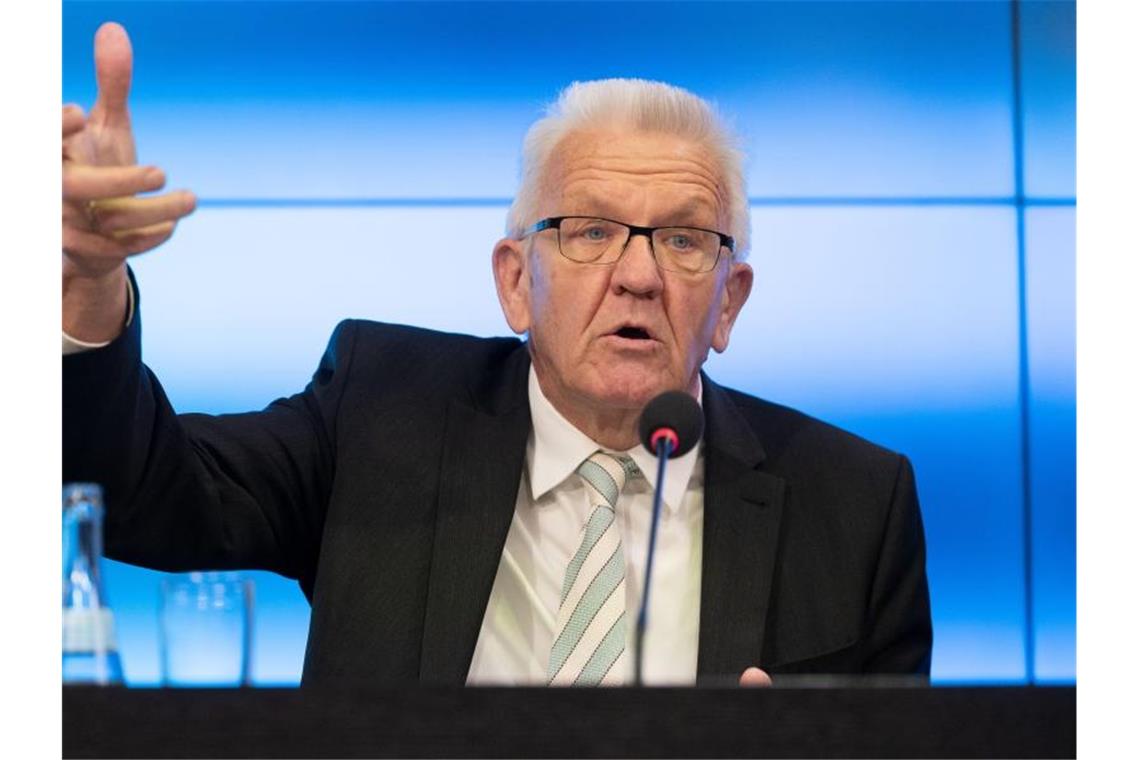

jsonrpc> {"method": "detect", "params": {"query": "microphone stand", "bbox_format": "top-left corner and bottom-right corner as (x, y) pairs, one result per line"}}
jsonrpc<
(634, 434), (674, 687)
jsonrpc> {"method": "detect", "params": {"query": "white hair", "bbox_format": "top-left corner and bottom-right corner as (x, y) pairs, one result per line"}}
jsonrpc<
(506, 78), (750, 259)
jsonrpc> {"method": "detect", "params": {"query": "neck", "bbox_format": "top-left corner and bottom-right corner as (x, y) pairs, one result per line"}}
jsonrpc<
(531, 365), (699, 452)
(558, 404), (642, 451)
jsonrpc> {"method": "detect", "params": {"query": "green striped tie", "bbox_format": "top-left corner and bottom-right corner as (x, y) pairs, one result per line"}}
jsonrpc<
(547, 451), (639, 686)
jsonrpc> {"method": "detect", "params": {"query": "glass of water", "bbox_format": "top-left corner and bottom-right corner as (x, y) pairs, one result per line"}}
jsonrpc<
(159, 572), (254, 687)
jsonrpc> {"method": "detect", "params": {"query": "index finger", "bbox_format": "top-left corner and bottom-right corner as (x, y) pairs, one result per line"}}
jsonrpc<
(63, 164), (166, 201)
(91, 22), (133, 127)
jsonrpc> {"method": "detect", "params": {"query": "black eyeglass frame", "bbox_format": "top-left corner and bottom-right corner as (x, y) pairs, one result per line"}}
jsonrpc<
(520, 215), (736, 274)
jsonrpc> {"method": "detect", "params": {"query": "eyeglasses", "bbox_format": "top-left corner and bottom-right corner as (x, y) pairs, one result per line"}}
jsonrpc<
(520, 216), (734, 274)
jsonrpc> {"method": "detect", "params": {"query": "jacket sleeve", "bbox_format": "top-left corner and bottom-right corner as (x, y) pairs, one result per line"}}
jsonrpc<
(62, 273), (358, 593)
(861, 454), (934, 675)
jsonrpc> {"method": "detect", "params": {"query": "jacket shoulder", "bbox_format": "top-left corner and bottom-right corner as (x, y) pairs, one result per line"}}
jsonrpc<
(718, 386), (904, 478)
(322, 319), (526, 404)
(336, 319), (522, 355)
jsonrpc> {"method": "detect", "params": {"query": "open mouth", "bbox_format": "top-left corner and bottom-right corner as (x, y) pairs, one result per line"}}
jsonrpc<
(613, 326), (653, 341)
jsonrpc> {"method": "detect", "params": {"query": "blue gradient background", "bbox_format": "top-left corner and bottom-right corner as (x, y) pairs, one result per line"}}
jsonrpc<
(63, 0), (1075, 685)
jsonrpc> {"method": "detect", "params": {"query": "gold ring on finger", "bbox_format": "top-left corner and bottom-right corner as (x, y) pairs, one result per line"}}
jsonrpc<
(85, 200), (100, 230)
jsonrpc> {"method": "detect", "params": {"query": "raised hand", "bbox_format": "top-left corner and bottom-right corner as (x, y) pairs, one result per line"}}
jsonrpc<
(62, 22), (196, 342)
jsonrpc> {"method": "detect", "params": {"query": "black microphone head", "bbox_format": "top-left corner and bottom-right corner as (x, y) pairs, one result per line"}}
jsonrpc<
(638, 391), (704, 458)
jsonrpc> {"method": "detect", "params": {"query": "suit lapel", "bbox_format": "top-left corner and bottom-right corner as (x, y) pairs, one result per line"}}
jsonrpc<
(418, 347), (532, 685)
(696, 376), (786, 682)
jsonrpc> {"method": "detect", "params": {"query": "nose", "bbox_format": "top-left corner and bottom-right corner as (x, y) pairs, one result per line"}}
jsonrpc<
(611, 232), (664, 297)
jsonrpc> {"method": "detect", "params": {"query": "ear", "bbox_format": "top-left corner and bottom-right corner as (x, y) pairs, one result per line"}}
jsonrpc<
(492, 237), (532, 335)
(711, 262), (753, 353)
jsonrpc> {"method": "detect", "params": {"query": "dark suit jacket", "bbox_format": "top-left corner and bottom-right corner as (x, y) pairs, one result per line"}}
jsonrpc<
(63, 288), (932, 686)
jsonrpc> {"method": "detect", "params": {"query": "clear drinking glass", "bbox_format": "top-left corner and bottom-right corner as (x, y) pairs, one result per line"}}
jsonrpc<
(159, 572), (254, 687)
(62, 483), (124, 685)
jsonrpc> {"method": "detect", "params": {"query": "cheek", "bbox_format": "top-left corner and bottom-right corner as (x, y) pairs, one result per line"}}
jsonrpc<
(667, 286), (720, 347)
(530, 263), (566, 328)
(533, 263), (608, 332)
(528, 263), (585, 359)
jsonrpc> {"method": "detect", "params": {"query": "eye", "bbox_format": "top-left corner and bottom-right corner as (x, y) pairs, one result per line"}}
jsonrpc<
(565, 219), (617, 245)
(665, 233), (694, 250)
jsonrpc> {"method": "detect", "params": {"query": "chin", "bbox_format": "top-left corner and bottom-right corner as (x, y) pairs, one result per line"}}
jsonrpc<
(583, 369), (679, 410)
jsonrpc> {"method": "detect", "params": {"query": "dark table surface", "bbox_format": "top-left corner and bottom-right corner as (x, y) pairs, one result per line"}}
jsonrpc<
(63, 684), (1075, 758)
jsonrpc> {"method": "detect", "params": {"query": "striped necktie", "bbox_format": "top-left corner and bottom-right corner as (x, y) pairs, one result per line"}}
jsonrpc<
(547, 450), (639, 686)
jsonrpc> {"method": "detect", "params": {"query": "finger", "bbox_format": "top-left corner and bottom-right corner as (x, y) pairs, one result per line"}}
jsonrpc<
(63, 164), (165, 201)
(62, 200), (92, 229)
(738, 667), (772, 687)
(64, 222), (174, 260)
(91, 22), (133, 127)
(109, 220), (177, 242)
(62, 104), (86, 139)
(64, 225), (144, 259)
(88, 191), (196, 233)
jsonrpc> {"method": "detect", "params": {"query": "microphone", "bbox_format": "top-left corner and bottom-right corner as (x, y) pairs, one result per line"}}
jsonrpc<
(634, 390), (703, 686)
(638, 391), (704, 459)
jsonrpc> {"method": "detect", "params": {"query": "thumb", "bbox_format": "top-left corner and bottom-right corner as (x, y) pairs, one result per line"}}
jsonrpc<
(739, 666), (773, 687)
(92, 22), (133, 125)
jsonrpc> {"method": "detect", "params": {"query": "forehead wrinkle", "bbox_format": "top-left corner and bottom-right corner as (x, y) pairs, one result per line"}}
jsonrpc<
(539, 129), (731, 226)
(560, 157), (722, 187)
(562, 183), (720, 227)
(559, 171), (725, 228)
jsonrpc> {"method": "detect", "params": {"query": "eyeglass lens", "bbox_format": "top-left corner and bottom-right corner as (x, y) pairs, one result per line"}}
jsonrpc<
(557, 217), (720, 273)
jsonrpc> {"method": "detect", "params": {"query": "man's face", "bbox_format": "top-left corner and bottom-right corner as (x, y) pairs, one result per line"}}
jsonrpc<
(494, 128), (753, 417)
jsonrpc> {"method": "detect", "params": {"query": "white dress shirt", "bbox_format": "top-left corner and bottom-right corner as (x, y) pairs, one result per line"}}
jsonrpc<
(467, 367), (704, 685)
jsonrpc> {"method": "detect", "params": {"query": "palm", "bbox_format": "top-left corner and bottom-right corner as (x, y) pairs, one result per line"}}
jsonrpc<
(62, 118), (138, 274)
(65, 115), (136, 170)
(61, 106), (139, 280)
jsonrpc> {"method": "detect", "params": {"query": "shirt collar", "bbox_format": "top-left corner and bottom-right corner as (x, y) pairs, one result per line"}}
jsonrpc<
(526, 366), (701, 515)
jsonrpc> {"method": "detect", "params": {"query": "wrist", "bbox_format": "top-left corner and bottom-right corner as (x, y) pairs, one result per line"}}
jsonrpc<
(62, 265), (130, 343)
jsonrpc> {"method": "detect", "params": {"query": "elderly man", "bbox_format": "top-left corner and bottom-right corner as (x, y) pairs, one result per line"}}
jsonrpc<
(63, 23), (932, 687)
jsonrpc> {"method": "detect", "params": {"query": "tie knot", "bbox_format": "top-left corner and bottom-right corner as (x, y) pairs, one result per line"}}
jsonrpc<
(577, 451), (639, 510)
